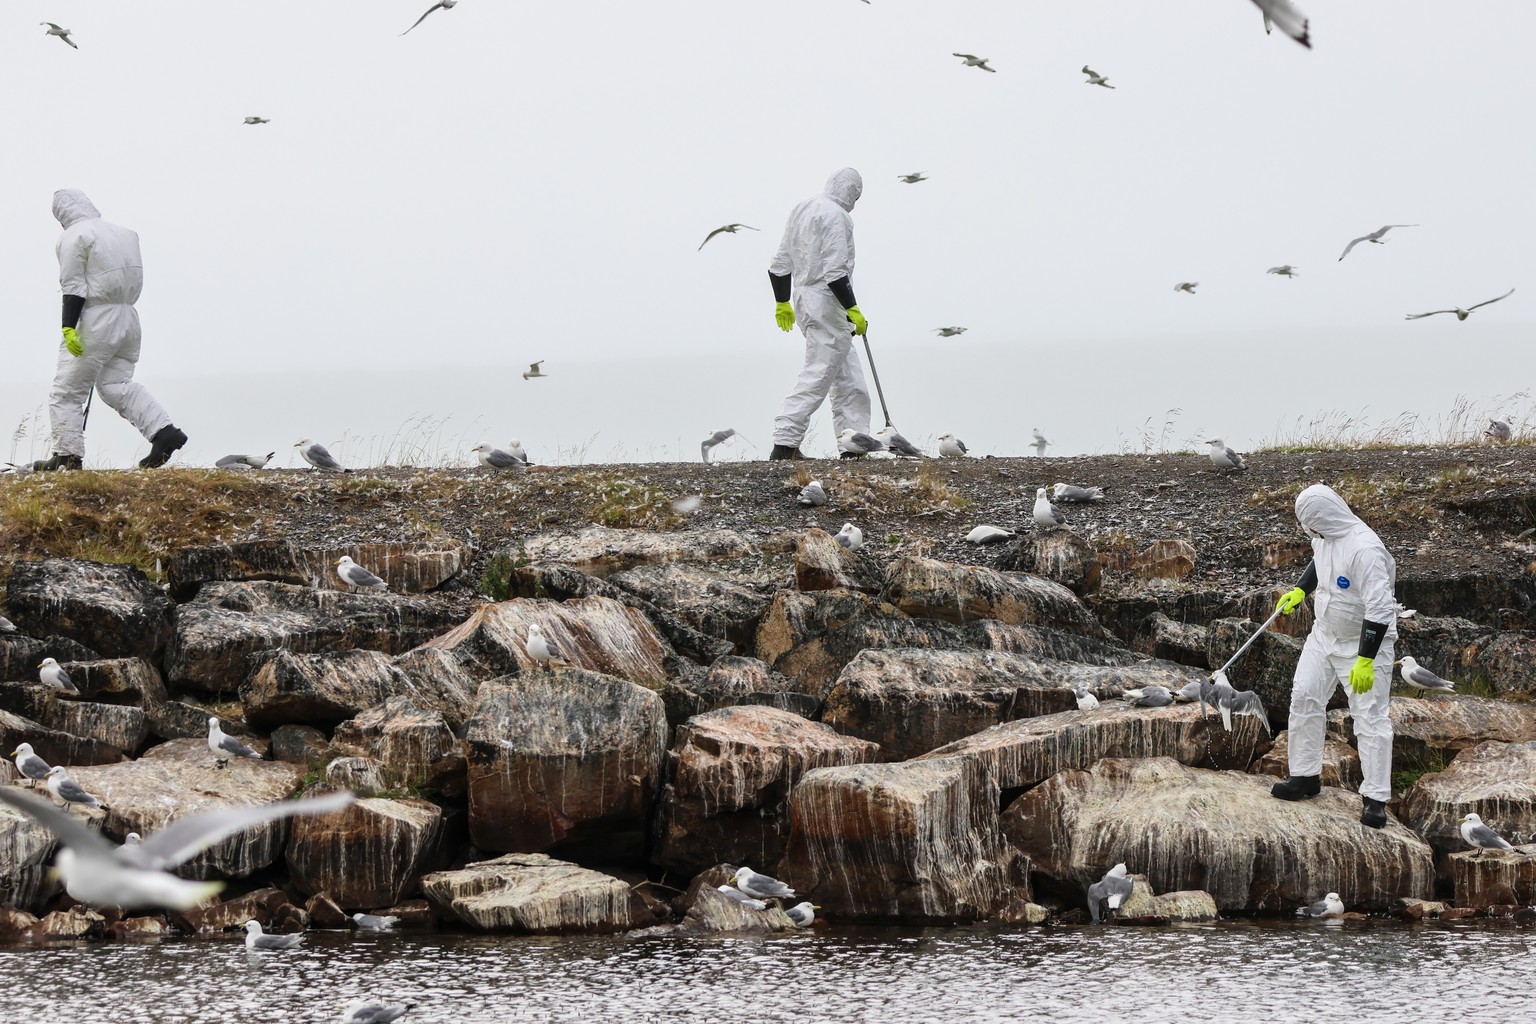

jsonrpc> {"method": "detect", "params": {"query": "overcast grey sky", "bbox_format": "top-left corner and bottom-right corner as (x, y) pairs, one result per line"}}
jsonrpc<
(2, 1), (1533, 467)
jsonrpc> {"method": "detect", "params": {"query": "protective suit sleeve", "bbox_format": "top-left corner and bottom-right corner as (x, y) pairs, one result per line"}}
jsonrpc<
(821, 211), (853, 284)
(768, 227), (794, 278)
(1357, 547), (1397, 628)
(827, 277), (857, 309)
(61, 294), (85, 330)
(1296, 561), (1317, 594)
(1357, 620), (1389, 659)
(58, 229), (90, 297)
(769, 272), (791, 303)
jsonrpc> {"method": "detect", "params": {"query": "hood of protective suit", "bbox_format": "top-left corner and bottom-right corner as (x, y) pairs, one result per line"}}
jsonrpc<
(1295, 484), (1362, 540)
(823, 168), (863, 212)
(53, 189), (101, 229)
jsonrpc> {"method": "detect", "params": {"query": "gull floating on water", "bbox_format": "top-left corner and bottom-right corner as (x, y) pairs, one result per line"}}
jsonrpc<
(46, 767), (101, 809)
(1395, 656), (1455, 695)
(897, 173), (928, 184)
(933, 327), (967, 337)
(294, 438), (343, 471)
(716, 885), (768, 910)
(1267, 265), (1299, 277)
(245, 920), (304, 950)
(1087, 863), (1134, 923)
(836, 429), (885, 456)
(798, 480), (828, 506)
(952, 53), (996, 72)
(401, 0), (456, 35)
(698, 224), (759, 250)
(40, 23), (77, 49)
(1295, 892), (1343, 918)
(732, 866), (796, 899)
(1252, 0), (1310, 47)
(1173, 282), (1198, 294)
(1053, 483), (1104, 503)
(526, 624), (557, 671)
(1338, 224), (1417, 262)
(1081, 66), (1115, 88)
(337, 556), (388, 592)
(1123, 686), (1174, 708)
(874, 426), (924, 458)
(835, 523), (864, 551)
(353, 913), (402, 931)
(38, 658), (79, 694)
(700, 428), (738, 464)
(1405, 288), (1514, 322)
(1205, 438), (1247, 472)
(786, 902), (820, 927)
(1033, 488), (1065, 530)
(216, 452), (275, 470)
(11, 743), (52, 788)
(522, 361), (547, 380)
(966, 525), (1015, 545)
(1460, 813), (1515, 857)
(207, 717), (262, 767)
(1074, 686), (1099, 711)
(937, 433), (968, 457)
(342, 1002), (415, 1024)
(471, 443), (525, 470)
(1485, 419), (1513, 443)
(243, 117), (270, 125)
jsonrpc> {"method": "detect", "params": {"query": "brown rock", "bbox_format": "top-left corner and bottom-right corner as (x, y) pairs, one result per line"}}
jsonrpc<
(464, 670), (667, 857)
(420, 852), (641, 933)
(0, 708), (125, 770)
(1250, 730), (1363, 791)
(0, 803), (61, 913)
(0, 909), (38, 940)
(287, 798), (446, 908)
(1328, 696), (1536, 771)
(35, 905), (105, 939)
(780, 756), (1029, 925)
(59, 657), (168, 706)
(1128, 540), (1197, 581)
(1115, 877), (1219, 923)
(1449, 848), (1536, 907)
(366, 898), (433, 929)
(792, 528), (882, 593)
(331, 697), (466, 797)
(996, 531), (1102, 596)
(1132, 613), (1210, 669)
(242, 648), (456, 730)
(324, 757), (389, 796)
(304, 893), (350, 929)
(271, 724), (329, 765)
(1002, 757), (1434, 913)
(998, 900), (1050, 925)
(4, 559), (173, 660)
(1393, 897), (1446, 920)
(520, 526), (755, 574)
(1439, 906), (1477, 920)
(608, 564), (772, 652)
(168, 538), (470, 598)
(882, 556), (1099, 636)
(1464, 631), (1536, 696)
(653, 705), (879, 876)
(176, 888), (290, 933)
(673, 865), (798, 935)
(754, 588), (908, 669)
(1403, 740), (1536, 856)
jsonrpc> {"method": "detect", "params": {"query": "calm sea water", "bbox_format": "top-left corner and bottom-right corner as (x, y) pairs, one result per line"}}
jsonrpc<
(0, 922), (1529, 1023)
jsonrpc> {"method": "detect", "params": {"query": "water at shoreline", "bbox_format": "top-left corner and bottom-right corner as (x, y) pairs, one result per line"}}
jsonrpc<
(0, 921), (1529, 1023)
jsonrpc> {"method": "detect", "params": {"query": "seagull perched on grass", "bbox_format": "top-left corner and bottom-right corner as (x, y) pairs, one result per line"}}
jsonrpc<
(1053, 483), (1104, 503)
(0, 787), (353, 911)
(897, 173), (928, 184)
(216, 452), (275, 470)
(933, 327), (967, 337)
(937, 433), (968, 457)
(700, 428), (738, 464)
(471, 443), (525, 470)
(207, 717), (262, 767)
(1405, 288), (1515, 322)
(1295, 892), (1343, 918)
(1173, 281), (1198, 294)
(337, 556), (388, 592)
(952, 53), (995, 72)
(46, 767), (101, 809)
(1486, 419), (1513, 443)
(698, 224), (758, 250)
(1253, 0), (1310, 47)
(522, 361), (547, 380)
(11, 743), (52, 788)
(294, 438), (344, 471)
(1205, 438), (1247, 472)
(1087, 864), (1134, 923)
(874, 426), (924, 458)
(1081, 66), (1115, 88)
(1033, 487), (1066, 530)
(716, 885), (768, 911)
(965, 525), (1015, 545)
(1394, 656), (1456, 695)
(1267, 265), (1299, 277)
(797, 480), (828, 506)
(40, 23), (77, 48)
(1338, 224), (1417, 261)
(526, 624), (558, 671)
(731, 866), (796, 899)
(836, 429), (885, 457)
(38, 658), (79, 694)
(1460, 813), (1515, 857)
(243, 117), (270, 125)
(835, 523), (864, 551)
(244, 920), (304, 950)
(401, 0), (456, 35)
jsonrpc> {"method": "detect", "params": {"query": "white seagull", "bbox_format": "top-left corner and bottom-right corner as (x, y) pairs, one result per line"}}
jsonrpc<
(38, 658), (79, 694)
(294, 438), (344, 471)
(10, 743), (53, 788)
(471, 443), (525, 470)
(834, 523), (864, 551)
(1173, 282), (1198, 294)
(1033, 487), (1065, 530)
(216, 452), (275, 469)
(522, 361), (547, 380)
(1031, 430), (1050, 456)
(1123, 686), (1174, 707)
(836, 429), (885, 457)
(1081, 66), (1115, 88)
(1205, 438), (1247, 472)
(937, 434), (968, 457)
(933, 327), (967, 337)
(1405, 288), (1515, 322)
(953, 53), (996, 72)
(700, 428), (738, 464)
(797, 480), (828, 507)
(401, 0), (456, 35)
(1053, 483), (1105, 503)
(207, 717), (263, 767)
(897, 173), (928, 184)
(716, 885), (768, 911)
(1252, 0), (1311, 47)
(1074, 686), (1099, 711)
(504, 439), (532, 464)
(244, 920), (304, 950)
(337, 556), (388, 592)
(352, 913), (402, 931)
(1485, 419), (1513, 443)
(731, 866), (796, 899)
(1460, 813), (1515, 857)
(46, 767), (101, 809)
(1395, 656), (1455, 695)
(1087, 863), (1134, 923)
(1267, 265), (1299, 277)
(1295, 893), (1344, 919)
(40, 23), (77, 49)
(698, 224), (759, 250)
(243, 117), (270, 125)
(965, 525), (1015, 545)
(526, 624), (557, 671)
(874, 426), (924, 458)
(786, 902), (820, 927)
(1338, 224), (1417, 262)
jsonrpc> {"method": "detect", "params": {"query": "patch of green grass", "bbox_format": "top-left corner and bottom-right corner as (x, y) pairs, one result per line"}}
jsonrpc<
(480, 542), (530, 601)
(585, 477), (682, 530)
(1392, 748), (1450, 793)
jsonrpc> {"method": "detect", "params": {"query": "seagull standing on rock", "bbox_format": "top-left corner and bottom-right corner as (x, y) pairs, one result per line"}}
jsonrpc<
(208, 717), (262, 767)
(471, 443), (525, 470)
(1205, 438), (1247, 472)
(38, 658), (79, 694)
(1033, 488), (1066, 530)
(731, 866), (796, 899)
(937, 434), (968, 457)
(11, 743), (52, 788)
(1460, 813), (1515, 857)
(835, 523), (864, 551)
(46, 767), (101, 809)
(526, 624), (558, 671)
(337, 556), (389, 591)
(1394, 656), (1456, 695)
(1074, 687), (1099, 711)
(1485, 419), (1513, 443)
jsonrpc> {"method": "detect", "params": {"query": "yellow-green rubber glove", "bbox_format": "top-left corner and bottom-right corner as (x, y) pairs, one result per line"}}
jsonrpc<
(846, 306), (868, 336)
(1349, 656), (1376, 694)
(775, 301), (795, 332)
(62, 326), (82, 358)
(1275, 587), (1306, 616)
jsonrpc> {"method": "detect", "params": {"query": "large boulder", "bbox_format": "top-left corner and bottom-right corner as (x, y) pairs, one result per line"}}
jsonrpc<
(754, 588), (908, 669)
(422, 597), (672, 687)
(463, 670), (667, 857)
(672, 864), (799, 935)
(824, 650), (1211, 762)
(1402, 741), (1536, 857)
(240, 648), (469, 730)
(779, 756), (1028, 924)
(657, 656), (820, 727)
(1002, 757), (1435, 913)
(59, 657), (168, 707)
(1328, 696), (1536, 770)
(421, 853), (641, 933)
(0, 685), (146, 756)
(1249, 730), (1362, 791)
(653, 706), (879, 876)
(65, 738), (305, 878)
(607, 564), (772, 653)
(165, 581), (474, 695)
(920, 702), (1271, 790)
(0, 708), (126, 767)
(167, 538), (471, 598)
(519, 526), (755, 575)
(0, 635), (101, 684)
(1449, 848), (1536, 908)
(1132, 613), (1210, 669)
(1459, 631), (1536, 696)
(330, 696), (466, 797)
(0, 803), (65, 913)
(994, 531), (1101, 596)
(881, 556), (1099, 636)
(792, 529), (883, 594)
(286, 797), (446, 908)
(4, 559), (174, 660)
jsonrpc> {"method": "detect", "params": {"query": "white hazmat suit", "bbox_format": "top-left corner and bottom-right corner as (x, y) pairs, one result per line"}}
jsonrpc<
(47, 190), (174, 459)
(1286, 484), (1397, 803)
(768, 168), (871, 450)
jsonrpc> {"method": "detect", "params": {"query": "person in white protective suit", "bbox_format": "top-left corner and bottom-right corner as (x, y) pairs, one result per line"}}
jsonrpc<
(1270, 484), (1397, 829)
(766, 168), (872, 460)
(34, 190), (187, 471)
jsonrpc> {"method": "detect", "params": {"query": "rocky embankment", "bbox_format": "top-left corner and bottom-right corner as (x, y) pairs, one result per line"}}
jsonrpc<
(1, 446), (1535, 940)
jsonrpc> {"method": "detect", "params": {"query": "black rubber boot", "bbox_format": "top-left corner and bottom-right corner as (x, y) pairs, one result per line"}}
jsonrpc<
(1361, 797), (1387, 829)
(1270, 775), (1322, 801)
(139, 425), (188, 468)
(768, 445), (805, 461)
(32, 453), (83, 472)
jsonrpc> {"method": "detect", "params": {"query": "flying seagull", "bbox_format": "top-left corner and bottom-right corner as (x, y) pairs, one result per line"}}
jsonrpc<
(698, 224), (759, 250)
(1405, 288), (1515, 322)
(0, 787), (353, 911)
(1459, 813), (1515, 857)
(1252, 0), (1310, 47)
(1033, 487), (1066, 530)
(471, 443), (525, 470)
(401, 0), (457, 35)
(952, 53), (996, 72)
(10, 743), (52, 788)
(243, 117), (270, 125)
(1053, 483), (1104, 502)
(1205, 438), (1247, 472)
(245, 920), (304, 950)
(1031, 429), (1050, 456)
(1338, 224), (1417, 261)
(716, 885), (768, 911)
(337, 556), (388, 592)
(38, 658), (79, 694)
(1267, 265), (1299, 277)
(834, 523), (864, 551)
(294, 438), (343, 471)
(731, 866), (796, 899)
(700, 428), (738, 464)
(207, 717), (262, 767)
(1173, 282), (1198, 294)
(797, 480), (828, 506)
(342, 1001), (415, 1024)
(1394, 656), (1456, 695)
(1081, 66), (1115, 88)
(1087, 863), (1134, 923)
(40, 23), (77, 49)
(897, 173), (928, 184)
(522, 361), (547, 380)
(937, 433), (968, 457)
(874, 426), (924, 458)
(933, 327), (967, 337)
(216, 452), (275, 469)
(526, 624), (557, 671)
(1295, 893), (1343, 919)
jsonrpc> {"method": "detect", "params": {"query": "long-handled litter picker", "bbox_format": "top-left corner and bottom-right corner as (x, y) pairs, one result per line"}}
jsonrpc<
(1213, 604), (1285, 680)
(1197, 603), (1285, 763)
(861, 333), (893, 430)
